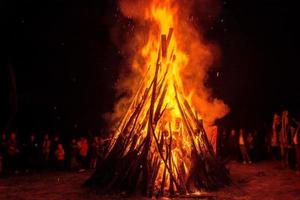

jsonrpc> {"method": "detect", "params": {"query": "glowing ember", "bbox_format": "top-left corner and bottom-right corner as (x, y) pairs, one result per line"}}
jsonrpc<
(86, 0), (230, 196)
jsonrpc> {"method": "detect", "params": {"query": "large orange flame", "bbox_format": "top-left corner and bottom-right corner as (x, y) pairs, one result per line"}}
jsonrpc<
(113, 0), (229, 130)
(105, 0), (229, 194)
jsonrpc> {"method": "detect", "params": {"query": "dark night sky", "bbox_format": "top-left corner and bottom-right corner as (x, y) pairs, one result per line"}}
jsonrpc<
(1, 0), (299, 136)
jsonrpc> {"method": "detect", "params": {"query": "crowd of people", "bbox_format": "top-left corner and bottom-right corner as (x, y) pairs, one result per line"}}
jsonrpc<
(217, 110), (300, 174)
(0, 131), (105, 175)
(217, 128), (258, 164)
(270, 111), (300, 172)
(1, 110), (300, 176)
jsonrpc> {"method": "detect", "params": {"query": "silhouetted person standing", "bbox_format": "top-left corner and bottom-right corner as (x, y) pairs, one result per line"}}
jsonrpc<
(90, 136), (100, 169)
(69, 138), (79, 171)
(293, 125), (300, 174)
(280, 110), (293, 168)
(239, 129), (251, 164)
(42, 134), (51, 168)
(26, 134), (39, 171)
(271, 113), (281, 160)
(78, 137), (88, 172)
(55, 143), (65, 170)
(0, 133), (7, 174)
(247, 132), (255, 162)
(50, 135), (60, 169)
(228, 129), (238, 161)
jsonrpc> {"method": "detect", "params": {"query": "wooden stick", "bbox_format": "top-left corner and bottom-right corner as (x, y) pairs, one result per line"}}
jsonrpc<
(161, 34), (167, 59)
(166, 28), (173, 49)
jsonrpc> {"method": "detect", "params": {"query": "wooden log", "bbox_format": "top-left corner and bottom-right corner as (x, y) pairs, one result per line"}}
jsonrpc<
(166, 28), (173, 49)
(183, 99), (198, 126)
(160, 158), (167, 196)
(107, 79), (155, 157)
(171, 155), (187, 194)
(173, 83), (198, 152)
(154, 84), (168, 123)
(168, 123), (175, 196)
(140, 134), (152, 196)
(161, 34), (167, 59)
(113, 66), (151, 140)
(158, 130), (165, 153)
(156, 67), (169, 100)
(149, 155), (161, 196)
(122, 84), (154, 152)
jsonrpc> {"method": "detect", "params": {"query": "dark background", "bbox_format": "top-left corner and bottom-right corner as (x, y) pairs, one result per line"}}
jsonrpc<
(1, 0), (299, 137)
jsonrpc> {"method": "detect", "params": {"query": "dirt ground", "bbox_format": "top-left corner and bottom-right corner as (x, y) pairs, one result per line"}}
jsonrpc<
(0, 161), (299, 200)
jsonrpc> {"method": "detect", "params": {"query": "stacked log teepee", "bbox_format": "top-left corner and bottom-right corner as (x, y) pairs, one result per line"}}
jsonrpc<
(85, 28), (230, 197)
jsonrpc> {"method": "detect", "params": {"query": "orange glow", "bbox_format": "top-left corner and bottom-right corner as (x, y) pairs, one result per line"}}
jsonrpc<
(106, 0), (229, 194)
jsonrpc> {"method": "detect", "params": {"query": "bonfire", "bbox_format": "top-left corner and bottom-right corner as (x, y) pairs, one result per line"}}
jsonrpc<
(86, 0), (230, 197)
